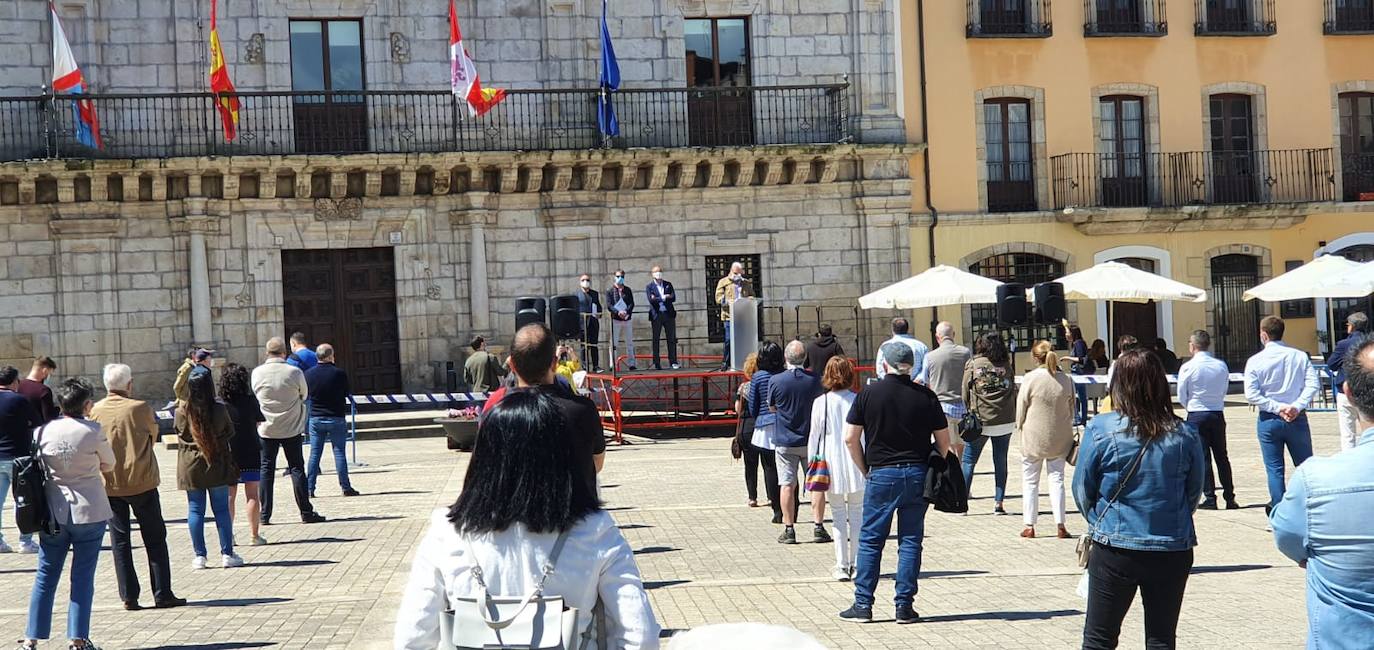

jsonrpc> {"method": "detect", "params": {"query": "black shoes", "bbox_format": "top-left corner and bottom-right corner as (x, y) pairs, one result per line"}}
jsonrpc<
(154, 596), (188, 609)
(895, 605), (920, 624)
(309, 490), (317, 499)
(1199, 499), (1218, 510)
(302, 512), (327, 524)
(122, 600), (141, 611)
(342, 488), (361, 497)
(813, 525), (833, 544)
(839, 605), (873, 622)
(777, 526), (797, 545)
(1225, 499), (1241, 510)
(771, 512), (783, 525)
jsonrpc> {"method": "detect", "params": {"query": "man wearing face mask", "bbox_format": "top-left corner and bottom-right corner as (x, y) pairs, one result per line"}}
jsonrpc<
(576, 274), (602, 372)
(714, 262), (755, 370)
(646, 265), (679, 370)
(607, 270), (638, 371)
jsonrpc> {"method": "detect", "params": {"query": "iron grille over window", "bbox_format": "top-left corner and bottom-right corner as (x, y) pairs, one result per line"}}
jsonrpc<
(1084, 0), (1168, 35)
(968, 253), (1064, 343)
(967, 0), (1053, 37)
(1194, 0), (1276, 35)
(705, 254), (763, 344)
(1326, 0), (1374, 33)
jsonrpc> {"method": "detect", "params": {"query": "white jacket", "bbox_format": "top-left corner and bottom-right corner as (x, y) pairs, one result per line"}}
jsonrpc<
(806, 390), (865, 495)
(394, 508), (661, 650)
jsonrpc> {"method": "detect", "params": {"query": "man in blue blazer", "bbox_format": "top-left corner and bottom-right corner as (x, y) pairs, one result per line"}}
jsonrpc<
(646, 265), (679, 370)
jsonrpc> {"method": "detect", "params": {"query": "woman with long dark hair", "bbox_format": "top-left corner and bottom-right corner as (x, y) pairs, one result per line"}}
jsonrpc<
(219, 363), (266, 547)
(175, 370), (243, 569)
(1073, 350), (1204, 649)
(747, 341), (789, 525)
(394, 391), (660, 648)
(1062, 323), (1094, 425)
(961, 332), (1017, 514)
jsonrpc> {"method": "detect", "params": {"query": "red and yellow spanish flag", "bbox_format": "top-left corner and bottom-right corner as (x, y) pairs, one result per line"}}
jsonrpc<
(208, 0), (239, 141)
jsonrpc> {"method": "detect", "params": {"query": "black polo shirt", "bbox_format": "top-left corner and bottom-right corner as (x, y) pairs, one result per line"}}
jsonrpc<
(532, 383), (606, 497)
(845, 373), (946, 468)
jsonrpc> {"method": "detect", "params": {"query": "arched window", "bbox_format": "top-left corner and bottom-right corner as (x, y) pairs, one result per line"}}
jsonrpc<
(968, 252), (1065, 342)
(1333, 244), (1374, 340)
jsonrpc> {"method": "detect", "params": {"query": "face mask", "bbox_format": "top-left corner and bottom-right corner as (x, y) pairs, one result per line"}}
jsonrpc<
(580, 280), (590, 289)
(652, 272), (663, 280)
(614, 277), (625, 286)
(730, 273), (741, 282)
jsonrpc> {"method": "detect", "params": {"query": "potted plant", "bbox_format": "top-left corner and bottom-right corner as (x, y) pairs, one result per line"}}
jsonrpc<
(436, 405), (481, 450)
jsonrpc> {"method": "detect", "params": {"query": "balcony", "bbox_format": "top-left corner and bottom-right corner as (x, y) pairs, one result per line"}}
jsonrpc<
(967, 0), (1054, 37)
(1326, 0), (1374, 33)
(1051, 149), (1336, 209)
(1084, 0), (1168, 36)
(1194, 0), (1276, 35)
(0, 85), (850, 162)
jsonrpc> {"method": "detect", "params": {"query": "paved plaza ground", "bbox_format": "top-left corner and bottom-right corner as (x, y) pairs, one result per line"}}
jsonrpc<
(0, 405), (1331, 649)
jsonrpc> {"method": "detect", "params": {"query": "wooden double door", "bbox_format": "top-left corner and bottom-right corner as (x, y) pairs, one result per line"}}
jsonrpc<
(282, 248), (401, 394)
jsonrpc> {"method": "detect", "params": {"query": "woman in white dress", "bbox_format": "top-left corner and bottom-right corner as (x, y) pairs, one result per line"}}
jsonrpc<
(808, 356), (865, 581)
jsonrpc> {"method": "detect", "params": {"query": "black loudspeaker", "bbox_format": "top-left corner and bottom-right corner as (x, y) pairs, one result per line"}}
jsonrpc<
(514, 296), (547, 332)
(996, 283), (1029, 326)
(1033, 282), (1066, 324)
(549, 294), (581, 339)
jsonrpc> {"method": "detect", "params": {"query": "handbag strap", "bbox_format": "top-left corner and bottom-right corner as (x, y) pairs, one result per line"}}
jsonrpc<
(465, 528), (573, 630)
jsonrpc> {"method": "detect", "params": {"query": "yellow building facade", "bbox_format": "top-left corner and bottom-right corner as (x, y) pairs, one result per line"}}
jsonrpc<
(899, 0), (1374, 368)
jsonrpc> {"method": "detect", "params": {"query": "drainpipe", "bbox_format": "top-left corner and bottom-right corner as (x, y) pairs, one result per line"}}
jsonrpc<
(917, 0), (940, 339)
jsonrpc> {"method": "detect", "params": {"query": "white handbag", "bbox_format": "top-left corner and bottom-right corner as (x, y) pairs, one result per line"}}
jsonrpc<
(440, 530), (593, 650)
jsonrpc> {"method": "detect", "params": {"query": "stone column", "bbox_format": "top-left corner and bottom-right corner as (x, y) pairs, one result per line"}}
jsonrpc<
(189, 229), (212, 345)
(452, 209), (496, 332)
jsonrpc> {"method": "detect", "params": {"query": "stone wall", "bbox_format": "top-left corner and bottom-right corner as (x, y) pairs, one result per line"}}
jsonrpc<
(0, 0), (903, 142)
(0, 143), (918, 401)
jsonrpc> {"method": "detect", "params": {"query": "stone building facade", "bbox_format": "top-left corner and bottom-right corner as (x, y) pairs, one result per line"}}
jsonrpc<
(0, 0), (917, 398)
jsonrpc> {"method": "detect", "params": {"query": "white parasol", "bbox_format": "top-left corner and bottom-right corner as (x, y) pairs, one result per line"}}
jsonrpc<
(858, 265), (1004, 310)
(1243, 255), (1364, 301)
(1051, 261), (1208, 304)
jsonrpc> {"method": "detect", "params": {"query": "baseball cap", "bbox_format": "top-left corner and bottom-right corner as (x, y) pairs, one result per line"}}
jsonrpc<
(880, 341), (914, 373)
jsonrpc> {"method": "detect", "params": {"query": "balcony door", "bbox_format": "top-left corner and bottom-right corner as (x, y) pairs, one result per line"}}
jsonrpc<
(1336, 0), (1374, 31)
(1099, 96), (1148, 206)
(1097, 0), (1144, 32)
(985, 98), (1036, 212)
(685, 18), (753, 147)
(1340, 92), (1374, 201)
(290, 20), (367, 153)
(1206, 0), (1251, 31)
(981, 0), (1029, 34)
(1209, 94), (1257, 203)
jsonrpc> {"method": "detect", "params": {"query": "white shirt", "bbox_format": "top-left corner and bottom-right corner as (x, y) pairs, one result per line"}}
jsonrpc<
(394, 509), (661, 650)
(873, 335), (930, 381)
(1176, 351), (1231, 413)
(1243, 341), (1320, 415)
(806, 390), (865, 495)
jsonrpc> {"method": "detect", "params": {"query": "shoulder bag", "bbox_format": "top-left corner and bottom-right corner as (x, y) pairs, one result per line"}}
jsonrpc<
(441, 530), (594, 650)
(12, 423), (57, 536)
(804, 394), (832, 493)
(730, 395), (745, 460)
(1075, 438), (1151, 569)
(958, 373), (983, 443)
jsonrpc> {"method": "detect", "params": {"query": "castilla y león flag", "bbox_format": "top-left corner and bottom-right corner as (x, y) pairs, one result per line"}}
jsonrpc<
(449, 0), (505, 117)
(50, 2), (101, 149)
(208, 0), (240, 141)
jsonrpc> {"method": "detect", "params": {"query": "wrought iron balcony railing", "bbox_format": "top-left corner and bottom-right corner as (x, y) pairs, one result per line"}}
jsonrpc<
(1084, 0), (1168, 35)
(967, 0), (1054, 37)
(1051, 149), (1336, 209)
(0, 85), (850, 162)
(1194, 0), (1276, 35)
(1326, 0), (1374, 33)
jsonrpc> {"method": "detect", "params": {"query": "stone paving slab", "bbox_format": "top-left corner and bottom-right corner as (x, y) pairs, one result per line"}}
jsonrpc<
(0, 406), (1329, 648)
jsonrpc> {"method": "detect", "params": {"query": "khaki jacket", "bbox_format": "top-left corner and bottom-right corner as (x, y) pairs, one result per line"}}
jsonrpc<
(173, 358), (196, 405)
(174, 404), (238, 490)
(1016, 368), (1076, 460)
(713, 276), (754, 322)
(90, 391), (161, 497)
(250, 357), (309, 440)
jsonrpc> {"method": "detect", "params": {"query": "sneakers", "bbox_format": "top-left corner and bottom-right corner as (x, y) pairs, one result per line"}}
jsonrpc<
(0, 541), (12, 554)
(895, 604), (920, 624)
(839, 604), (872, 622)
(67, 641), (102, 650)
(993, 505), (1008, 516)
(777, 526), (797, 545)
(18, 539), (39, 554)
(832, 566), (852, 582)
(222, 553), (245, 568)
(813, 525), (833, 544)
(251, 534), (268, 546)
(301, 511), (327, 524)
(191, 556), (208, 570)
(670, 363), (681, 370)
(342, 488), (361, 497)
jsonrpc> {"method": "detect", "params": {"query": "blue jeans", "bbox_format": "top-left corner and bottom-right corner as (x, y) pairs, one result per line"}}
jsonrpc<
(961, 433), (1011, 502)
(722, 321), (733, 366)
(0, 461), (34, 547)
(1075, 384), (1089, 425)
(852, 464), (929, 609)
(307, 416), (353, 493)
(1257, 411), (1313, 509)
(186, 486), (233, 558)
(26, 519), (106, 641)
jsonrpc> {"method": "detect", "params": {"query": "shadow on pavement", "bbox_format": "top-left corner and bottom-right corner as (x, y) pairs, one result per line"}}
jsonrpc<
(352, 490), (427, 497)
(617, 524), (653, 530)
(1190, 564), (1274, 575)
(193, 597), (293, 608)
(877, 570), (989, 579)
(127, 644), (276, 650)
(267, 536), (364, 546)
(920, 608), (1082, 623)
(644, 579), (691, 590)
(325, 515), (406, 523)
(249, 559), (338, 568)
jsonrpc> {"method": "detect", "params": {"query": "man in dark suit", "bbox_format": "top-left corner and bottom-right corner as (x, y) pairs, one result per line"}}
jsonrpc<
(646, 265), (679, 370)
(607, 270), (637, 371)
(576, 274), (602, 372)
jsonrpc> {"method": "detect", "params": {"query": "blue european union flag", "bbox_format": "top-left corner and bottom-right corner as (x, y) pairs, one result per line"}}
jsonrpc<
(598, 0), (620, 138)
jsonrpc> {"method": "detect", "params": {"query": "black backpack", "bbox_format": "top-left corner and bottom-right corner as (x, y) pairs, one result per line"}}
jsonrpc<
(12, 423), (57, 536)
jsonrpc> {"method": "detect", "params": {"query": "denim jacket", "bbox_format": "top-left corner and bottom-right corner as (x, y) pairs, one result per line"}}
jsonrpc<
(746, 370), (775, 430)
(1271, 428), (1374, 649)
(1071, 411), (1204, 552)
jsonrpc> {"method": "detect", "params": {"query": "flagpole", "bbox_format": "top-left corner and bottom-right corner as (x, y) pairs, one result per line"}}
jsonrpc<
(45, 2), (55, 158)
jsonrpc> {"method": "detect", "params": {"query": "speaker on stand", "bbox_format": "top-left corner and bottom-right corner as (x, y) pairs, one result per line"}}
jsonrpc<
(1033, 282), (1066, 325)
(515, 296), (547, 332)
(549, 295), (582, 340)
